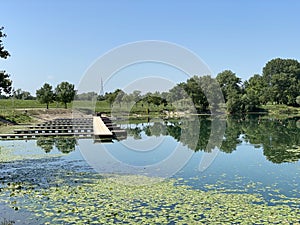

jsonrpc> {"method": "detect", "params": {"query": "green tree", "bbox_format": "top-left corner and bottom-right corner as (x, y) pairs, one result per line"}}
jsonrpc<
(104, 89), (123, 107)
(36, 83), (55, 109)
(122, 93), (132, 108)
(262, 58), (300, 105)
(0, 71), (12, 95)
(0, 27), (12, 95)
(75, 91), (97, 101)
(168, 83), (188, 103)
(216, 70), (246, 113)
(13, 88), (33, 100)
(36, 138), (55, 153)
(55, 81), (76, 109)
(114, 89), (125, 107)
(197, 75), (225, 114)
(226, 92), (244, 113)
(244, 74), (267, 105)
(216, 70), (242, 102)
(131, 90), (142, 102)
(183, 76), (209, 112)
(55, 138), (77, 153)
(0, 27), (10, 59)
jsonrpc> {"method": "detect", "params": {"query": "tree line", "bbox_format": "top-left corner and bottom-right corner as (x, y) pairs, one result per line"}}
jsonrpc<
(97, 58), (300, 114)
(36, 82), (76, 109)
(1, 26), (299, 113)
(124, 116), (300, 164)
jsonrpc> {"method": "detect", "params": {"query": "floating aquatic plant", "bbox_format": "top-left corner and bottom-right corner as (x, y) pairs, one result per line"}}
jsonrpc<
(0, 172), (299, 224)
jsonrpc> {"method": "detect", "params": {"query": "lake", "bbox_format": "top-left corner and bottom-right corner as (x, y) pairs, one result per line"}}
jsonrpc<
(0, 115), (299, 224)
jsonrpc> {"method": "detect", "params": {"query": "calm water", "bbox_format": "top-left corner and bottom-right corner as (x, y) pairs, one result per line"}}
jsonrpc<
(0, 115), (299, 224)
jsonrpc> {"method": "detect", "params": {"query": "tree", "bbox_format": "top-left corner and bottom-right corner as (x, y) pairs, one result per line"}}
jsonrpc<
(0, 27), (12, 95)
(13, 88), (33, 100)
(216, 70), (242, 102)
(55, 81), (76, 109)
(55, 138), (77, 153)
(168, 83), (188, 103)
(226, 92), (244, 113)
(36, 138), (55, 153)
(122, 94), (133, 108)
(262, 58), (300, 105)
(183, 76), (209, 112)
(104, 89), (124, 107)
(0, 71), (12, 95)
(0, 27), (10, 59)
(131, 90), (142, 102)
(36, 83), (55, 109)
(114, 89), (125, 107)
(244, 74), (267, 105)
(75, 91), (98, 101)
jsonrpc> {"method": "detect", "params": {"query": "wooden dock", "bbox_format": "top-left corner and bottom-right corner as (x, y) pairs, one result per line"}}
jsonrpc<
(93, 116), (113, 138)
(0, 116), (127, 141)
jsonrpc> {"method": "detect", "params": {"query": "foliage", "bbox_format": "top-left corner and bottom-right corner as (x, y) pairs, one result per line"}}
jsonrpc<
(36, 138), (55, 153)
(104, 89), (123, 107)
(0, 27), (12, 95)
(0, 27), (10, 59)
(124, 115), (300, 164)
(1, 56), (300, 114)
(0, 71), (12, 95)
(262, 58), (300, 105)
(36, 83), (55, 109)
(75, 91), (97, 101)
(216, 70), (242, 102)
(55, 138), (77, 153)
(55, 81), (76, 109)
(244, 74), (267, 105)
(12, 88), (34, 100)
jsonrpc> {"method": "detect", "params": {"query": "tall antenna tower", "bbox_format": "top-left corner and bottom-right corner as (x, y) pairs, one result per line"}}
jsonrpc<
(100, 77), (104, 96)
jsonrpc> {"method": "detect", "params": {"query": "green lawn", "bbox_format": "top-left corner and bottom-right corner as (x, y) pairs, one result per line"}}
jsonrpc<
(0, 99), (66, 109)
(0, 99), (111, 111)
(1, 99), (298, 123)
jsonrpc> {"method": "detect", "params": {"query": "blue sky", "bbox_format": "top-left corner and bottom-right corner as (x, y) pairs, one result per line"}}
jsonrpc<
(1, 0), (300, 95)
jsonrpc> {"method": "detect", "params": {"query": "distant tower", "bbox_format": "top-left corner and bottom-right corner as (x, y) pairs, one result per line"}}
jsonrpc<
(100, 77), (104, 96)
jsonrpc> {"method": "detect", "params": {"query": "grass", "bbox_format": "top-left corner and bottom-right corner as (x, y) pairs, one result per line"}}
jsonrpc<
(0, 99), (66, 109)
(0, 124), (28, 134)
(0, 109), (33, 125)
(1, 99), (299, 126)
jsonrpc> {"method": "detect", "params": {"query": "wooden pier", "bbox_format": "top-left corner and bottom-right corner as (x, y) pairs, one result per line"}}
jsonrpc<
(93, 116), (113, 138)
(0, 116), (127, 141)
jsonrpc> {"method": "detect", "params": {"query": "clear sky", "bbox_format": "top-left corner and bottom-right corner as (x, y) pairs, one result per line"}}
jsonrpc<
(1, 0), (300, 95)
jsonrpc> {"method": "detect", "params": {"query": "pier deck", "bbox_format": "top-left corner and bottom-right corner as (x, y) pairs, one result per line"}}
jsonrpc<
(93, 116), (113, 138)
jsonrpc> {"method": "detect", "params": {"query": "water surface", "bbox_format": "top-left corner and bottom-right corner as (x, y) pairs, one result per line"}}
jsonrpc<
(0, 115), (299, 224)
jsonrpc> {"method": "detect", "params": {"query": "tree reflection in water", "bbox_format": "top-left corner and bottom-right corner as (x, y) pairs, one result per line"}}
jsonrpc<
(36, 137), (78, 154)
(125, 115), (300, 164)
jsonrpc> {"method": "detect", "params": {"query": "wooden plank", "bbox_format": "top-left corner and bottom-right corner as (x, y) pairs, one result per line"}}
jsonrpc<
(14, 128), (92, 134)
(0, 132), (93, 139)
(93, 116), (113, 137)
(28, 125), (93, 129)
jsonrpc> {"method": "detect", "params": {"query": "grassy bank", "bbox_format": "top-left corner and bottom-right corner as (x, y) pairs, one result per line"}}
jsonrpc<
(0, 99), (299, 126)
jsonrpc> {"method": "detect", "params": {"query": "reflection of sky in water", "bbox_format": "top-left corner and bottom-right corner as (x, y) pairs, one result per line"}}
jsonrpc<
(174, 141), (300, 200)
(0, 120), (299, 201)
(105, 135), (180, 166)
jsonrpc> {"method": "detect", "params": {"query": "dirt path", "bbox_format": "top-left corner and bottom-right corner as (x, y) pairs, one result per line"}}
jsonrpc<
(18, 109), (92, 123)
